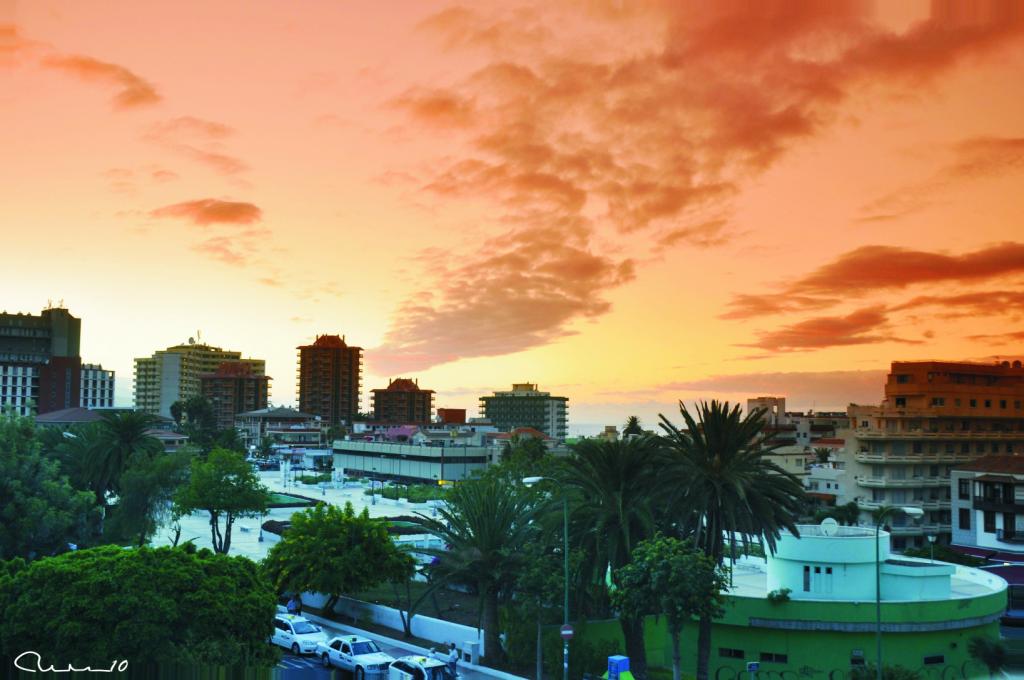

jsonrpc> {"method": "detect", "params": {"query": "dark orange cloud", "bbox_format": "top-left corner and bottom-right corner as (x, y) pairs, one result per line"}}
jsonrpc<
(385, 0), (1024, 366)
(391, 89), (477, 129)
(370, 225), (635, 373)
(891, 290), (1024, 317)
(743, 308), (919, 351)
(967, 330), (1024, 345)
(42, 54), (160, 108)
(719, 294), (840, 320)
(658, 219), (730, 248)
(790, 242), (1024, 296)
(150, 199), (262, 226)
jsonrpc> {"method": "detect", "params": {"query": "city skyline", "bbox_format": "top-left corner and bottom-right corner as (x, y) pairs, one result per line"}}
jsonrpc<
(4, 1), (1024, 431)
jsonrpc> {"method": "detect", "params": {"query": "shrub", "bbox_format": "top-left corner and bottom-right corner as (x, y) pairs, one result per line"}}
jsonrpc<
(767, 588), (791, 603)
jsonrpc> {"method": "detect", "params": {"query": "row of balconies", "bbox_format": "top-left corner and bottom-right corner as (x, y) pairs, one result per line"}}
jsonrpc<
(854, 452), (975, 464)
(857, 476), (949, 488)
(856, 430), (1024, 439)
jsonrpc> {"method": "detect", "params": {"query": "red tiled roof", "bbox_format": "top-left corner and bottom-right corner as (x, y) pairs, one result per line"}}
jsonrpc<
(956, 455), (1024, 474)
(816, 438), (845, 445)
(491, 427), (552, 441)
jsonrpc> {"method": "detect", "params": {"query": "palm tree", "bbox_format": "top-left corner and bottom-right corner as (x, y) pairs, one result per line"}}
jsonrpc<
(622, 415), (643, 437)
(559, 435), (662, 679)
(658, 401), (806, 680)
(410, 475), (538, 665)
(89, 410), (162, 505)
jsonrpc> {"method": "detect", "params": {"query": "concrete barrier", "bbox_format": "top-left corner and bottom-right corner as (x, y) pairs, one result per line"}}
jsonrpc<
(302, 592), (485, 656)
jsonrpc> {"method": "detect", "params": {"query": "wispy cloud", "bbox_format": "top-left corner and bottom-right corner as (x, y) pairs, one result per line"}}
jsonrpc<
(150, 198), (262, 226)
(42, 54), (160, 109)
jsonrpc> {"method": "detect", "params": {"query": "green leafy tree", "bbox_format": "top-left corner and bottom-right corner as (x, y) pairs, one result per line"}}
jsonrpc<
(511, 531), (575, 680)
(0, 413), (100, 560)
(622, 415), (643, 437)
(106, 450), (192, 546)
(559, 435), (662, 679)
(968, 636), (1006, 678)
(0, 544), (278, 668)
(850, 664), (922, 680)
(173, 448), (271, 554)
(613, 536), (726, 680)
(658, 401), (806, 680)
(410, 475), (538, 664)
(263, 502), (414, 615)
(813, 447), (831, 464)
(501, 434), (549, 466)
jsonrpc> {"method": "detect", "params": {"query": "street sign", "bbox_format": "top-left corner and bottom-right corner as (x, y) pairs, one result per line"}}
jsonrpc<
(560, 624), (574, 640)
(746, 662), (760, 672)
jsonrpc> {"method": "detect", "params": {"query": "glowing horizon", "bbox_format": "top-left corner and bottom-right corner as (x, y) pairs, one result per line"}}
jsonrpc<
(3, 1), (1024, 433)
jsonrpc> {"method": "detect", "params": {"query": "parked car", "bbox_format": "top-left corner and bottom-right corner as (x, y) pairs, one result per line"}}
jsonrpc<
(269, 614), (328, 655)
(388, 655), (456, 680)
(317, 635), (394, 677)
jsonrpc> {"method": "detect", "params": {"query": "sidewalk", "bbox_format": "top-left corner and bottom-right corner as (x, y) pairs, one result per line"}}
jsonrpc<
(299, 611), (527, 680)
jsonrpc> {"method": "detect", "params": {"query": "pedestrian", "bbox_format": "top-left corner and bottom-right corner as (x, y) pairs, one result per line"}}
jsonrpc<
(286, 595), (298, 615)
(446, 642), (458, 677)
(295, 593), (303, 616)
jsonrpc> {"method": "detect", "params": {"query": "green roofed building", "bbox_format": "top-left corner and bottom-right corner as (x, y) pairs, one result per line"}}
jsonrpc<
(479, 383), (568, 441)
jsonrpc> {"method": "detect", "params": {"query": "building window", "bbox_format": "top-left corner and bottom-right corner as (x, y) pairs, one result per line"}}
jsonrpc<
(803, 565), (810, 592)
(895, 397), (907, 407)
(931, 397), (945, 406)
(912, 442), (923, 454)
(959, 508), (971, 530)
(970, 399), (977, 407)
(1015, 400), (1022, 410)
(958, 479), (970, 500)
(985, 400), (992, 408)
(760, 653), (788, 664)
(719, 648), (744, 659)
(984, 511), (996, 533)
(923, 655), (944, 666)
(896, 374), (911, 384)
(955, 398), (962, 407)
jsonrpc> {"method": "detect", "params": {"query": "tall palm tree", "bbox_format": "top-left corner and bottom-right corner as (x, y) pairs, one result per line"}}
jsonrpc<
(658, 401), (806, 680)
(559, 435), (661, 679)
(410, 475), (538, 664)
(89, 410), (162, 505)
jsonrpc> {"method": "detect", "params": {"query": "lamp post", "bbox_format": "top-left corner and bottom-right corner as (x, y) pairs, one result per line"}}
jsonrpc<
(927, 534), (937, 563)
(874, 505), (923, 680)
(372, 467), (378, 505)
(524, 476), (569, 680)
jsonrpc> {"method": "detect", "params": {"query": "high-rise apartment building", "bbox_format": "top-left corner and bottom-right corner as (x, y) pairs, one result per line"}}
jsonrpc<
(846, 360), (1024, 550)
(0, 306), (82, 415)
(479, 383), (568, 440)
(371, 378), (434, 424)
(134, 339), (265, 418)
(80, 363), (115, 409)
(296, 334), (362, 427)
(200, 361), (270, 430)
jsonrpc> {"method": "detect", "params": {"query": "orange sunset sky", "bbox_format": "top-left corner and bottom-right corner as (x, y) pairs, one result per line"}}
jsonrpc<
(2, 0), (1023, 433)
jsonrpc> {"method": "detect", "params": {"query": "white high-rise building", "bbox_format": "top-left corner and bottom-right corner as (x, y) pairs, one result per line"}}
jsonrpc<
(81, 363), (115, 409)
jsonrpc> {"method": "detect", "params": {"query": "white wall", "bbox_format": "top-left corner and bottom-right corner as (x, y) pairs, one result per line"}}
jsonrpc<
(301, 593), (486, 656)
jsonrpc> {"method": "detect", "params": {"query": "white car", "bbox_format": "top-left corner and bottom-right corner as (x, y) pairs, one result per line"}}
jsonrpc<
(270, 614), (328, 655)
(388, 655), (457, 680)
(317, 635), (394, 677)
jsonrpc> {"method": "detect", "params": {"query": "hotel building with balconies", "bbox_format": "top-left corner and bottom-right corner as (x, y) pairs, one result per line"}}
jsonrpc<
(846, 360), (1024, 550)
(296, 334), (362, 427)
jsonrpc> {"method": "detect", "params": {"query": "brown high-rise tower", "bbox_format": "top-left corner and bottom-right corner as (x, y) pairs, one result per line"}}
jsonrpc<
(297, 334), (362, 426)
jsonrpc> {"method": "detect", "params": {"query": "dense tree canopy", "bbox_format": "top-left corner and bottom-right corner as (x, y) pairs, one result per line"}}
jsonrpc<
(0, 545), (278, 669)
(0, 414), (99, 560)
(263, 502), (414, 614)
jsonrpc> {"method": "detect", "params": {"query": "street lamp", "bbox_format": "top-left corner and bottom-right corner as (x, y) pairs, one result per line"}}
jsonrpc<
(874, 505), (923, 680)
(524, 476), (569, 680)
(927, 534), (937, 563)
(371, 467), (378, 505)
